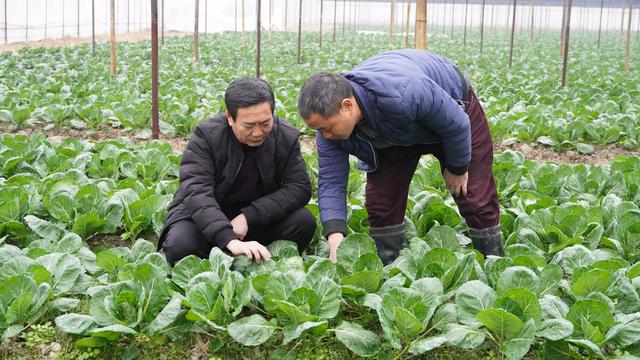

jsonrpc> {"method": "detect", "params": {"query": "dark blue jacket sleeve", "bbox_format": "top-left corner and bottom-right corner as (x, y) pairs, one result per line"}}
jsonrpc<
(402, 75), (471, 175)
(316, 132), (350, 236)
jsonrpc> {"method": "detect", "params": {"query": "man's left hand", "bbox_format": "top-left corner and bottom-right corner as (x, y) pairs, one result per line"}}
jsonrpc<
(444, 169), (468, 198)
(230, 214), (249, 240)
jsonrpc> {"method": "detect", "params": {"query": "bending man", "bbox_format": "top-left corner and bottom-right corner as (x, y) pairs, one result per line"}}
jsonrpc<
(298, 49), (502, 265)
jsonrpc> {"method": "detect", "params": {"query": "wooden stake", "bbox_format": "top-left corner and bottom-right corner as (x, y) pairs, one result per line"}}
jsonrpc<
(509, 0), (517, 67)
(561, 0), (572, 87)
(110, 0), (116, 76)
(151, 0), (160, 139)
(194, 0), (199, 63)
(416, 0), (427, 49)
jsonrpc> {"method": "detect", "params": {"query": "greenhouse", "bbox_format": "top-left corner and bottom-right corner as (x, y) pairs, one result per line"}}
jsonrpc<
(0, 0), (639, 359)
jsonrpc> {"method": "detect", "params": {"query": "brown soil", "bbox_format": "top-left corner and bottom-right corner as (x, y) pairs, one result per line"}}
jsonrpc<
(6, 123), (639, 165)
(0, 30), (190, 54)
(494, 142), (640, 166)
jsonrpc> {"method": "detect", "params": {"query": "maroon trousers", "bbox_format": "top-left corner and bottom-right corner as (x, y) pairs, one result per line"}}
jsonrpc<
(365, 89), (500, 230)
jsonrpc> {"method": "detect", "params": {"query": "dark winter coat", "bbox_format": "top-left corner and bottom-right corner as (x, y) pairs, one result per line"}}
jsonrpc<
(158, 113), (312, 250)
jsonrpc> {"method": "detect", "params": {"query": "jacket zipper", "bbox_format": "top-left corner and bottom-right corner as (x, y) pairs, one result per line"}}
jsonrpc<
(355, 133), (378, 173)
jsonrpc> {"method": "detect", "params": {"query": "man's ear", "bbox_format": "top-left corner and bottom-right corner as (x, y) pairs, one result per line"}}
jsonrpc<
(341, 97), (353, 112)
(225, 111), (234, 126)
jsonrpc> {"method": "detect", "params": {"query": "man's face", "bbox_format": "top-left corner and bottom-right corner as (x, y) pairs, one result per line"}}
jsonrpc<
(227, 102), (274, 147)
(304, 97), (361, 141)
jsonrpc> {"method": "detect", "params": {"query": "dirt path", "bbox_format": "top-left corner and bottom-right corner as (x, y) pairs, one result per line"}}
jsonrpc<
(0, 30), (190, 53)
(11, 125), (639, 166)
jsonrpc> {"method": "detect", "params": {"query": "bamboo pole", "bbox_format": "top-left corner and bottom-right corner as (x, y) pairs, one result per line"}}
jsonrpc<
(509, 0), (517, 67)
(463, 0), (469, 46)
(342, 0), (346, 34)
(624, 1), (632, 72)
(127, 0), (130, 32)
(597, 0), (604, 47)
(560, 0), (567, 55)
(480, 0), (486, 52)
(561, 0), (572, 87)
(77, 0), (80, 36)
(241, 0), (245, 43)
(442, 0), (446, 34)
(491, 2), (495, 30)
(320, 0), (324, 48)
(162, 0), (164, 44)
(3, 0), (6, 44)
(194, 0), (199, 63)
(333, 0), (337, 41)
(110, 0), (116, 76)
(450, 0), (455, 38)
(620, 6), (625, 36)
(416, 0), (427, 49)
(297, 0), (302, 64)
(406, 0), (411, 47)
(205, 0), (208, 41)
(92, 0), (95, 55)
(529, 0), (534, 46)
(389, 1), (395, 47)
(151, 0), (159, 139)
(268, 0), (272, 40)
(257, 0), (262, 76)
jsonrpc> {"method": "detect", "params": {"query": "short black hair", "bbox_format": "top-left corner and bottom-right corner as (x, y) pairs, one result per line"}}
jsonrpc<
(225, 77), (275, 120)
(298, 72), (353, 120)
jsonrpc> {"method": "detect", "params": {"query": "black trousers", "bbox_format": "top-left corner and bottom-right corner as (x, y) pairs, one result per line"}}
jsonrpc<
(162, 207), (317, 266)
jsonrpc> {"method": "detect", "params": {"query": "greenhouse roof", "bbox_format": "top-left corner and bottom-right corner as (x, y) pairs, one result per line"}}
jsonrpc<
(362, 0), (639, 8)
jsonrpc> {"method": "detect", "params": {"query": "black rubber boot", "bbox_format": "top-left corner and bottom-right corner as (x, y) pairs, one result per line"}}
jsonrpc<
(370, 223), (406, 266)
(469, 224), (504, 257)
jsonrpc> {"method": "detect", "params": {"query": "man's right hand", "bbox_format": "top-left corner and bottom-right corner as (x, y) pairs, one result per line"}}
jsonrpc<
(327, 232), (344, 263)
(226, 239), (271, 264)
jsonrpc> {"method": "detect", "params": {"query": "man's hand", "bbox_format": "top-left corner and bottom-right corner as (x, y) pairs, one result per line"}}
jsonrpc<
(226, 239), (271, 264)
(444, 169), (468, 198)
(327, 232), (345, 263)
(230, 214), (249, 240)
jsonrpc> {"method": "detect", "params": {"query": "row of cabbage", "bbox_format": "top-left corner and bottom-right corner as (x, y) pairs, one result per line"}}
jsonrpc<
(0, 133), (639, 358)
(1, 31), (638, 149)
